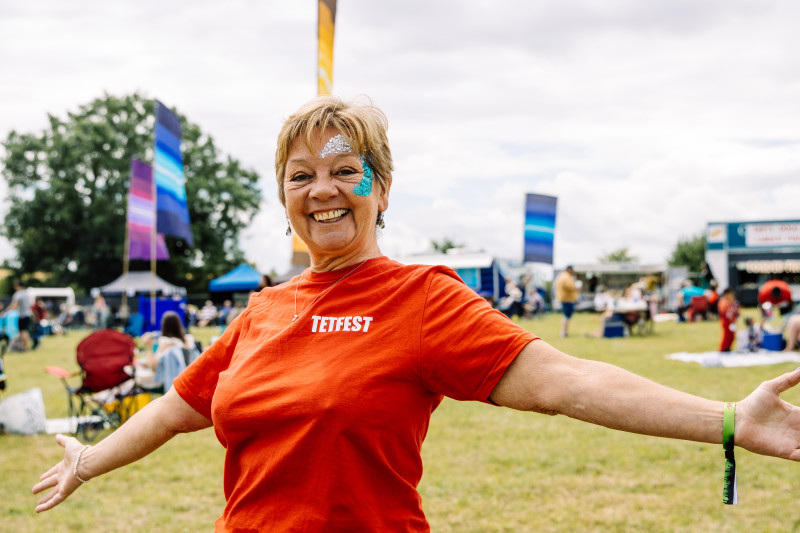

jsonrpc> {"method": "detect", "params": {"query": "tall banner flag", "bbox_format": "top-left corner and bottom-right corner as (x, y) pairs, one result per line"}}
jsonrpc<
(154, 100), (193, 245)
(523, 193), (558, 264)
(127, 159), (169, 260)
(317, 0), (337, 95)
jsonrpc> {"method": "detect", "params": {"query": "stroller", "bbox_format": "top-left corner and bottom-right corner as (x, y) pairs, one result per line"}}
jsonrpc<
(45, 329), (150, 442)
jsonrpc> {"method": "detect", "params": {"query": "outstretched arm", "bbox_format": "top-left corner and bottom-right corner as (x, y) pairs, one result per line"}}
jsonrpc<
(490, 339), (800, 459)
(32, 387), (211, 512)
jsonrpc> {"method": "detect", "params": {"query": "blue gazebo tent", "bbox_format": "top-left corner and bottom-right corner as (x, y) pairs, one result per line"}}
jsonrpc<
(209, 264), (262, 293)
(396, 250), (510, 301)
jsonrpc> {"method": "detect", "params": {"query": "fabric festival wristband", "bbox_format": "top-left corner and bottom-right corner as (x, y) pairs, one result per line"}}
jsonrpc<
(722, 402), (737, 505)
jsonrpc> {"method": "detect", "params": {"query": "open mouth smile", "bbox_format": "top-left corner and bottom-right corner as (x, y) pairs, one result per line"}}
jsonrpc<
(312, 208), (349, 223)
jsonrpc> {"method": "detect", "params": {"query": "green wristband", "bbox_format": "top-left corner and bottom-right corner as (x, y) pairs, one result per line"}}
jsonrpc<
(722, 402), (737, 505)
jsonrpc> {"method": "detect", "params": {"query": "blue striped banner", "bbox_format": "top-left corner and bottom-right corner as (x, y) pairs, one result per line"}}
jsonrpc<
(154, 100), (193, 245)
(523, 193), (557, 264)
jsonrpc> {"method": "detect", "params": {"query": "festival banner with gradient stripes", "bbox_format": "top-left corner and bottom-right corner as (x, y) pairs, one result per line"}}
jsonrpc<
(523, 193), (557, 264)
(317, 0), (337, 95)
(154, 100), (193, 245)
(128, 158), (169, 260)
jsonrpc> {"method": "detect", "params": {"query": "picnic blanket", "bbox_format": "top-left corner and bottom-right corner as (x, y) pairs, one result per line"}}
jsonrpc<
(666, 350), (800, 368)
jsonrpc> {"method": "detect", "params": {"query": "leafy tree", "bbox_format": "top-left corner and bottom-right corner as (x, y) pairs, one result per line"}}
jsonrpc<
(1, 93), (261, 294)
(430, 238), (463, 254)
(669, 232), (706, 273)
(598, 248), (637, 263)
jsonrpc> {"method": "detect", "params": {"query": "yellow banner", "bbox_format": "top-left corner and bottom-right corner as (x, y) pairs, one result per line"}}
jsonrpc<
(317, 0), (337, 95)
(293, 234), (308, 253)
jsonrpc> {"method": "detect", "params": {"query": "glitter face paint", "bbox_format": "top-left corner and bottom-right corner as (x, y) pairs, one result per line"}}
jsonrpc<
(352, 157), (373, 196)
(318, 133), (354, 158)
(318, 133), (373, 197)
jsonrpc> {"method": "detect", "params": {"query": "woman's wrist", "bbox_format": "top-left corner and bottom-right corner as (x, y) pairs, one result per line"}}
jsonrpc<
(73, 444), (92, 483)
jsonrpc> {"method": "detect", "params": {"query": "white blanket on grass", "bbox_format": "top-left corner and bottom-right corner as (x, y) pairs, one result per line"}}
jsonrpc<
(666, 350), (800, 368)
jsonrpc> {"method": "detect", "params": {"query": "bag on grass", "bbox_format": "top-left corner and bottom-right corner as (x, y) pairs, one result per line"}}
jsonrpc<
(0, 387), (46, 435)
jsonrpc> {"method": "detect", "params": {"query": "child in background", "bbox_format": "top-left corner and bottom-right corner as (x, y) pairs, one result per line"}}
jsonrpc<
(717, 288), (739, 352)
(737, 317), (762, 352)
(746, 317), (762, 352)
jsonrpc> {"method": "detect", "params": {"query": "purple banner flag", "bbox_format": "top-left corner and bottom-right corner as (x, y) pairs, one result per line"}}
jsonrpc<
(128, 159), (169, 260)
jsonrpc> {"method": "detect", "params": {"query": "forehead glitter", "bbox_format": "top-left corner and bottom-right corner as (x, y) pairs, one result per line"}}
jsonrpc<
(318, 134), (354, 159)
(352, 157), (374, 197)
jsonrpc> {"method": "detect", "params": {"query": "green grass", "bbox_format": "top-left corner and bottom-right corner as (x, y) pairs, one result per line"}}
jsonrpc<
(3, 317), (800, 532)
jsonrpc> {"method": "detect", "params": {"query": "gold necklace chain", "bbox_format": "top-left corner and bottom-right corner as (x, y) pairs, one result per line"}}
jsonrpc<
(292, 260), (368, 322)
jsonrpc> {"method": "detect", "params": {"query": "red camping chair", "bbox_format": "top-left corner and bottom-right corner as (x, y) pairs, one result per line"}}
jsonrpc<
(687, 295), (709, 322)
(45, 329), (148, 442)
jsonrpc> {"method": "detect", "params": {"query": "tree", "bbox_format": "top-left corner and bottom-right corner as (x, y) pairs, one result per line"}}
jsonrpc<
(430, 238), (463, 254)
(1, 93), (262, 294)
(669, 232), (706, 273)
(598, 248), (637, 263)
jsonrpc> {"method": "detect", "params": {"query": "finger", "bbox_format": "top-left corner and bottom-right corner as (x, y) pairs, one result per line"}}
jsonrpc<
(54, 433), (73, 448)
(38, 463), (59, 482)
(36, 491), (64, 513)
(32, 475), (58, 495)
(765, 367), (800, 395)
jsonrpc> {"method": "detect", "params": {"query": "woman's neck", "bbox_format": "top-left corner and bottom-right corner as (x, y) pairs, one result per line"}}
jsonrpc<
(309, 247), (384, 273)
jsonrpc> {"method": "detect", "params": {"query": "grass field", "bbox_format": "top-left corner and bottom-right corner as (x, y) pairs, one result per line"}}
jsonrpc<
(2, 314), (800, 532)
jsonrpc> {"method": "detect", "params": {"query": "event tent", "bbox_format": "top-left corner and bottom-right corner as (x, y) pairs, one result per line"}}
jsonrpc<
(396, 250), (510, 301)
(209, 264), (262, 292)
(96, 271), (186, 296)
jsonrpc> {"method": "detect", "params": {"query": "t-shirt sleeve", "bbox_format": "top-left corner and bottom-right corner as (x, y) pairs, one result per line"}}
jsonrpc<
(419, 268), (538, 403)
(172, 315), (244, 420)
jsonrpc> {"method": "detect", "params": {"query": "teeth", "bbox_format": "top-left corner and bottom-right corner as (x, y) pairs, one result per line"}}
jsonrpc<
(313, 209), (348, 222)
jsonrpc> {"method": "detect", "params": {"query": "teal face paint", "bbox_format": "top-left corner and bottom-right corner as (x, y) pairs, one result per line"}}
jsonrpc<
(352, 156), (373, 196)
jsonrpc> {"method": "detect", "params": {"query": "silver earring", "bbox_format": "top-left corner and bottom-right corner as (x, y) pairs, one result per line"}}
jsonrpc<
(376, 211), (385, 230)
(285, 220), (292, 236)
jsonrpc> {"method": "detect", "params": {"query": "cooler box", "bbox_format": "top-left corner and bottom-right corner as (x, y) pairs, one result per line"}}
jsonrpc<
(603, 322), (625, 338)
(762, 332), (784, 351)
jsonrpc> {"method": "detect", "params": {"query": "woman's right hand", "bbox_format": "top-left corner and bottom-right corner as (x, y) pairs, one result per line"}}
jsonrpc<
(31, 434), (88, 513)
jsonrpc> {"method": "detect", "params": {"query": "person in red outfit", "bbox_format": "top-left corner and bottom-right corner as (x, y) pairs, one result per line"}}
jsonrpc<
(718, 288), (740, 352)
(758, 279), (793, 318)
(33, 96), (800, 530)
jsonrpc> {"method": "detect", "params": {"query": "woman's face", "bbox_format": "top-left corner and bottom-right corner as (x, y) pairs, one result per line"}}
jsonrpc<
(283, 127), (388, 269)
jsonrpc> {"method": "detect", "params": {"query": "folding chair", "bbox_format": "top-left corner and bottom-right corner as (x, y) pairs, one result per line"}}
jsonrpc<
(45, 329), (150, 442)
(687, 295), (709, 322)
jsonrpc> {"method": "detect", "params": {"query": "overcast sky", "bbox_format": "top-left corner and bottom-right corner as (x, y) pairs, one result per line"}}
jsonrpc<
(2, 0), (799, 278)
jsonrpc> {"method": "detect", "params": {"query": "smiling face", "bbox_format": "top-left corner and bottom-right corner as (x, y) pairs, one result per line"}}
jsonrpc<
(284, 127), (389, 271)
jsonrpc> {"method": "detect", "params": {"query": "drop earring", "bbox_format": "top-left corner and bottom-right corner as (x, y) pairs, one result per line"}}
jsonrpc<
(285, 220), (292, 236)
(376, 211), (385, 230)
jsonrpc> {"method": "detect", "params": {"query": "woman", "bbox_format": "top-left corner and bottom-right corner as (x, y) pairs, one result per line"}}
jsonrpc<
(33, 96), (800, 531)
(139, 311), (197, 371)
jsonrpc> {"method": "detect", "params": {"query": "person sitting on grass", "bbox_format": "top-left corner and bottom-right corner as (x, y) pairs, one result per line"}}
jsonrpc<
(33, 95), (800, 531)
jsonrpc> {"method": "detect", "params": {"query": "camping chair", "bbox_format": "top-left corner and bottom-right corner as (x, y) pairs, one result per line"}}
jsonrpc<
(687, 295), (709, 322)
(124, 312), (144, 338)
(45, 329), (150, 442)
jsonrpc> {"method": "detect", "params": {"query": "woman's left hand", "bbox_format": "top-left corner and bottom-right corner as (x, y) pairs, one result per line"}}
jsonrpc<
(735, 367), (800, 460)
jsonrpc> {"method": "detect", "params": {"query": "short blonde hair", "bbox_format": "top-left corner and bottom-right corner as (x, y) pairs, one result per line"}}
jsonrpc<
(275, 95), (393, 206)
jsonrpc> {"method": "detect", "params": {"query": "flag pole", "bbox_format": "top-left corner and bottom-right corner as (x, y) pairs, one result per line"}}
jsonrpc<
(150, 147), (158, 331)
(121, 197), (131, 323)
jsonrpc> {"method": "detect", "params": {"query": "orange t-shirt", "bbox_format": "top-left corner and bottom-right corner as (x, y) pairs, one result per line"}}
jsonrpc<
(173, 257), (537, 532)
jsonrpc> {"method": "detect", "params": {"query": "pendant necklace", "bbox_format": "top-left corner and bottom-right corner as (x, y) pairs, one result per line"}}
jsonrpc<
(293, 260), (368, 322)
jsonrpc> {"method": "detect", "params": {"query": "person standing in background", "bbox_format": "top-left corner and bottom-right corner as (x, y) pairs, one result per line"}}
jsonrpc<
(554, 265), (579, 338)
(1, 280), (33, 351)
(30, 297), (48, 350)
(718, 288), (739, 352)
